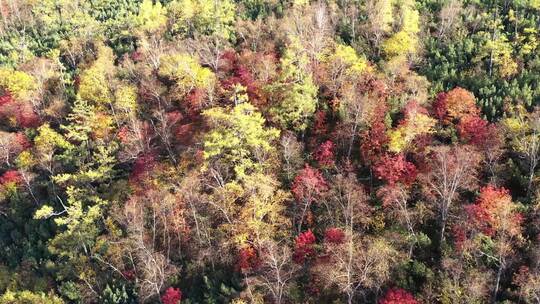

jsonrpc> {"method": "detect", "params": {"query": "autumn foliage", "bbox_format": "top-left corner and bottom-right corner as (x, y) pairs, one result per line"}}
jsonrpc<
(293, 230), (316, 264)
(373, 154), (417, 185)
(465, 185), (523, 237)
(379, 288), (419, 304)
(314, 140), (335, 168)
(324, 228), (345, 244)
(291, 165), (328, 202)
(161, 287), (182, 304)
(433, 87), (479, 123)
(457, 114), (490, 145)
(1, 2), (539, 303)
(237, 246), (260, 272)
(0, 170), (22, 187)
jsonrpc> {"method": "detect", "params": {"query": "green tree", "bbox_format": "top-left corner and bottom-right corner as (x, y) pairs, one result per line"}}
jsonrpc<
(269, 37), (318, 132)
(0, 290), (64, 304)
(167, 0), (236, 39)
(77, 44), (115, 106)
(203, 102), (280, 180)
(136, 0), (168, 33)
(158, 53), (215, 99)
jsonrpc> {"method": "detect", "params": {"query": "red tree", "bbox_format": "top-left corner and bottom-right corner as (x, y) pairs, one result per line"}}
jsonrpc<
(220, 50), (261, 103)
(293, 230), (316, 264)
(312, 110), (329, 138)
(432, 92), (448, 121)
(185, 88), (206, 118)
(379, 288), (419, 304)
(129, 153), (157, 184)
(0, 170), (23, 187)
(14, 132), (31, 150)
(237, 246), (260, 272)
(457, 114), (489, 146)
(432, 87), (479, 123)
(0, 91), (14, 106)
(161, 287), (182, 304)
(314, 140), (335, 168)
(451, 225), (467, 252)
(465, 185), (523, 237)
(373, 154), (417, 185)
(360, 104), (389, 164)
(292, 165), (329, 231)
(0, 93), (40, 128)
(291, 165), (328, 202)
(324, 228), (345, 244)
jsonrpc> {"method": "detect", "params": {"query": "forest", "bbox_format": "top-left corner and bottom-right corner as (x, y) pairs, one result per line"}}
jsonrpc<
(0, 0), (539, 303)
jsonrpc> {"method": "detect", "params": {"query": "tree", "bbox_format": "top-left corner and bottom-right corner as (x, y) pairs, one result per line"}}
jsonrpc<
(381, 0), (420, 58)
(420, 145), (481, 244)
(32, 96), (118, 301)
(338, 77), (387, 159)
(437, 0), (462, 39)
(323, 173), (372, 232)
(324, 227), (345, 244)
(244, 239), (299, 304)
(373, 153), (417, 186)
(313, 140), (335, 168)
(119, 183), (181, 301)
(457, 115), (490, 146)
(432, 87), (479, 124)
(167, 0), (236, 40)
(161, 287), (182, 304)
(363, 0), (393, 49)
(314, 235), (400, 304)
(158, 53), (216, 100)
(360, 103), (389, 165)
(226, 173), (290, 251)
(513, 266), (540, 303)
(379, 288), (419, 304)
(503, 106), (540, 195)
(77, 44), (115, 106)
(377, 183), (420, 257)
(0, 131), (29, 167)
(136, 0), (167, 34)
(319, 43), (368, 97)
(0, 68), (36, 101)
(202, 102), (280, 181)
(387, 102), (436, 153)
(462, 186), (524, 300)
(279, 132), (304, 181)
(293, 230), (316, 264)
(33, 123), (73, 175)
(268, 37), (318, 132)
(291, 164), (328, 232)
(0, 290), (64, 304)
(311, 173), (384, 303)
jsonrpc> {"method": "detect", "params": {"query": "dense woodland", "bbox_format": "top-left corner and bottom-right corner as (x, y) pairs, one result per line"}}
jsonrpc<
(0, 0), (539, 303)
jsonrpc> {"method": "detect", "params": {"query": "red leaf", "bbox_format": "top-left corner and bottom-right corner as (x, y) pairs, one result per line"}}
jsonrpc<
(161, 287), (182, 304)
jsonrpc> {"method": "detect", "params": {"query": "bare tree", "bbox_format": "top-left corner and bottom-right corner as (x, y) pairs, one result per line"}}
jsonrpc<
(437, 0), (462, 39)
(420, 145), (482, 244)
(315, 236), (400, 304)
(246, 239), (299, 304)
(280, 131), (304, 181)
(377, 184), (419, 257)
(120, 188), (181, 302)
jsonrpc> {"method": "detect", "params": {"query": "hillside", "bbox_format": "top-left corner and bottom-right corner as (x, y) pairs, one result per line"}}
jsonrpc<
(0, 0), (539, 303)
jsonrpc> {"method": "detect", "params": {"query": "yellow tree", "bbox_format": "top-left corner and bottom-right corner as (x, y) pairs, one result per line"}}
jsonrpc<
(269, 37), (318, 133)
(203, 102), (280, 182)
(167, 0), (236, 40)
(158, 53), (216, 100)
(77, 44), (115, 106)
